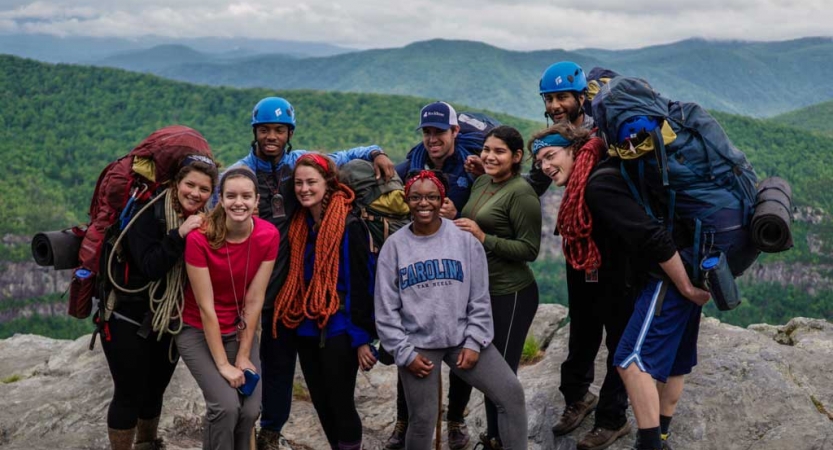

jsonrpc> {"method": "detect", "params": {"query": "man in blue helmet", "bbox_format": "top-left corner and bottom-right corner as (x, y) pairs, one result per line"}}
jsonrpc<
(538, 62), (635, 450)
(231, 96), (394, 450)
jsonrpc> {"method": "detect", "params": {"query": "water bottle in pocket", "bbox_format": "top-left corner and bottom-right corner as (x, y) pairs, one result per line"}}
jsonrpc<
(701, 252), (741, 311)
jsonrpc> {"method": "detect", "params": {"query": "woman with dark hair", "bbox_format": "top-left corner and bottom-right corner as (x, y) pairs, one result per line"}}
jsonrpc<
(102, 154), (218, 450)
(271, 153), (376, 450)
(454, 125), (542, 449)
(375, 169), (528, 450)
(176, 167), (279, 450)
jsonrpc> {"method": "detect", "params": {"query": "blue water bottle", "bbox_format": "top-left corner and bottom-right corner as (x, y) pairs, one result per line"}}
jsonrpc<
(700, 252), (741, 311)
(75, 268), (92, 280)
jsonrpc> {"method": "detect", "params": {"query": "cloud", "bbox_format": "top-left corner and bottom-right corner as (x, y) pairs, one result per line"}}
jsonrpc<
(0, 0), (830, 50)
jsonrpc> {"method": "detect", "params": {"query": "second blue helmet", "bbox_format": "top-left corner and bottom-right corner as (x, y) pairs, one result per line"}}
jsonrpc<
(617, 115), (660, 144)
(251, 97), (296, 129)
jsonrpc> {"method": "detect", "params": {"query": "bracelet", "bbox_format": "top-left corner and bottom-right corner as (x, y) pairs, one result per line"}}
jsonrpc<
(370, 150), (386, 161)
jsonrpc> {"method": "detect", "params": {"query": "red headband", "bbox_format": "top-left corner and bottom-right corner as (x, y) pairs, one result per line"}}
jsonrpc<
(404, 170), (446, 199)
(298, 153), (332, 175)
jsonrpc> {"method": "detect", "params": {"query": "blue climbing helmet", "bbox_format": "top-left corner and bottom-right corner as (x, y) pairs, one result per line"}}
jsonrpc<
(251, 97), (296, 129)
(617, 115), (660, 145)
(539, 61), (587, 95)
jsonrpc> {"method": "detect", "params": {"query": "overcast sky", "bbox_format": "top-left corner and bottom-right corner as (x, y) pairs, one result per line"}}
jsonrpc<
(0, 0), (830, 51)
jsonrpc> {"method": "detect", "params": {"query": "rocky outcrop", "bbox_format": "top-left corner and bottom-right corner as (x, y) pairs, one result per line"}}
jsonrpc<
(1, 304), (832, 450)
(0, 260), (70, 301)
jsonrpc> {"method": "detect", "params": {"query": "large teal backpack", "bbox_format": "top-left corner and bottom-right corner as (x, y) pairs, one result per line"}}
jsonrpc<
(592, 76), (760, 281)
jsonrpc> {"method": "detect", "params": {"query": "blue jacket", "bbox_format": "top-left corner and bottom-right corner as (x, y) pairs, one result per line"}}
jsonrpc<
(296, 215), (375, 347)
(395, 133), (484, 215)
(229, 145), (381, 309)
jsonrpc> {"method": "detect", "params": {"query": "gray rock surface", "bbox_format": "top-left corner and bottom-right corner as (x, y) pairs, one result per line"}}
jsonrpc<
(1, 306), (832, 450)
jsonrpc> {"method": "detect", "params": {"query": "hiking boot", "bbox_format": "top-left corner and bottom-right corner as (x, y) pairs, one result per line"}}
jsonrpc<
(257, 428), (294, 450)
(577, 423), (632, 450)
(447, 420), (471, 450)
(661, 435), (673, 450)
(134, 438), (166, 450)
(473, 432), (503, 450)
(384, 420), (408, 450)
(552, 392), (599, 436)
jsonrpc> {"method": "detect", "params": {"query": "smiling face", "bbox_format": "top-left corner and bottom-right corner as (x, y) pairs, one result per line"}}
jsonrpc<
(293, 165), (327, 211)
(536, 145), (575, 187)
(254, 123), (293, 161)
(481, 136), (522, 182)
(176, 170), (214, 215)
(221, 176), (258, 223)
(406, 179), (443, 232)
(543, 91), (584, 125)
(421, 125), (459, 167)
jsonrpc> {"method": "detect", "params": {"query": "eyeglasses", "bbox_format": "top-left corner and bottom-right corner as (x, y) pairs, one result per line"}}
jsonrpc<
(406, 194), (442, 203)
(533, 147), (566, 170)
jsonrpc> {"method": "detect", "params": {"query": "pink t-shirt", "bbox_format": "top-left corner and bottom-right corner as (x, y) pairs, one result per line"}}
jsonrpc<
(183, 216), (279, 334)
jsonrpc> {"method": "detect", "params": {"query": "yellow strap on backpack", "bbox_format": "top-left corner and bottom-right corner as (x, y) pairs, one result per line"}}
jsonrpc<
(132, 157), (157, 182)
(608, 120), (678, 160)
(369, 190), (410, 216)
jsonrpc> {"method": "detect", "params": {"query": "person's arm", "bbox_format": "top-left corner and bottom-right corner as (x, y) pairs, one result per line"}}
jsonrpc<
(234, 257), (275, 372)
(585, 168), (676, 262)
(523, 163), (554, 197)
(659, 253), (711, 305)
(457, 188), (542, 262)
(324, 145), (395, 181)
(345, 220), (376, 344)
(373, 241), (417, 368)
(186, 261), (245, 388)
(461, 234), (493, 359)
(125, 197), (195, 280)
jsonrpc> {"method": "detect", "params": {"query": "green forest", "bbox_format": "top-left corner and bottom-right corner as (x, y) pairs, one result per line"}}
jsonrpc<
(0, 55), (831, 339)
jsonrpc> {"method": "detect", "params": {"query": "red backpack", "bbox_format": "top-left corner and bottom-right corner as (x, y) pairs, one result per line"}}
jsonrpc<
(68, 125), (214, 318)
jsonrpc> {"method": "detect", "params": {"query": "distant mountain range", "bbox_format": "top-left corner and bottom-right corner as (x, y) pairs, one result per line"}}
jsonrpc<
(0, 33), (353, 63)
(3, 34), (832, 120)
(772, 100), (833, 137)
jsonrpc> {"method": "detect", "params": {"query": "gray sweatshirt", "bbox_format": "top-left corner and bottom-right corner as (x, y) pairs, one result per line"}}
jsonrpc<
(374, 218), (493, 367)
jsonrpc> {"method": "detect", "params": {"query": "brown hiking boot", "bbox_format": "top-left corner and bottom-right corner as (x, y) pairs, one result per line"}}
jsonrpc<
(473, 432), (503, 450)
(577, 423), (632, 450)
(257, 428), (294, 450)
(384, 420), (408, 450)
(447, 420), (471, 450)
(552, 392), (599, 436)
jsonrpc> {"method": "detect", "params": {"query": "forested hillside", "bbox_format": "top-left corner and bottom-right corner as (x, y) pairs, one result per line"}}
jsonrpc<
(0, 55), (831, 336)
(82, 37), (833, 120)
(771, 100), (833, 137)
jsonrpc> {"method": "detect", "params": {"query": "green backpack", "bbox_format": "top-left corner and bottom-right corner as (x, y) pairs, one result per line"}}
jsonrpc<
(338, 159), (410, 254)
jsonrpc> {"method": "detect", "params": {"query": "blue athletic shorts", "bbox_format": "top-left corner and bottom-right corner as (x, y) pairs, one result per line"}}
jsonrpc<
(613, 278), (702, 382)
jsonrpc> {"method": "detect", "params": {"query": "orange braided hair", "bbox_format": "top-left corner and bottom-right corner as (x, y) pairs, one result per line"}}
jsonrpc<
(272, 154), (356, 337)
(557, 137), (606, 272)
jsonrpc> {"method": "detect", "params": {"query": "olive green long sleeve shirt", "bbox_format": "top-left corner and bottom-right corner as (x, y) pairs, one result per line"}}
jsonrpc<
(461, 174), (542, 296)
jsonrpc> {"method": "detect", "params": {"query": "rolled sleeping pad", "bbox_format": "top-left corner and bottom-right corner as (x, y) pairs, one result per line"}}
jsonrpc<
(751, 177), (794, 253)
(31, 228), (84, 269)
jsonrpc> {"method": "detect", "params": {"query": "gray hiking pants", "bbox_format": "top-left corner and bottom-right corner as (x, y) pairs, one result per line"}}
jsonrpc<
(176, 326), (262, 450)
(399, 344), (528, 450)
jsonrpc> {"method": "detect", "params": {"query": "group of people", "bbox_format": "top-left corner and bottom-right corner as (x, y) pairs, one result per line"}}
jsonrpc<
(97, 60), (714, 450)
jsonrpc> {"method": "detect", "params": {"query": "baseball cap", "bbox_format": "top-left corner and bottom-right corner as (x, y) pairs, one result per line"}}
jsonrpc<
(416, 101), (459, 131)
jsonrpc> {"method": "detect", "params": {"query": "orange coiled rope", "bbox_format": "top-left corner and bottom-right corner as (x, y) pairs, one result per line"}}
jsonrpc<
(558, 137), (605, 272)
(272, 184), (355, 337)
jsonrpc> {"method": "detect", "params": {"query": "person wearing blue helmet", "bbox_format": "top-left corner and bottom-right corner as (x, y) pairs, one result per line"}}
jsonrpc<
(230, 96), (395, 450)
(539, 61), (593, 130)
(537, 62), (635, 450)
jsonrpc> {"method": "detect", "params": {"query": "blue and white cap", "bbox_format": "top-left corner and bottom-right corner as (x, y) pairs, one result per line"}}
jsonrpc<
(416, 101), (459, 131)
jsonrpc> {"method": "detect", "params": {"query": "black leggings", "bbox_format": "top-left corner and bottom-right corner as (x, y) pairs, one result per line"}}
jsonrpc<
(297, 333), (362, 447)
(482, 281), (539, 439)
(100, 307), (178, 430)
